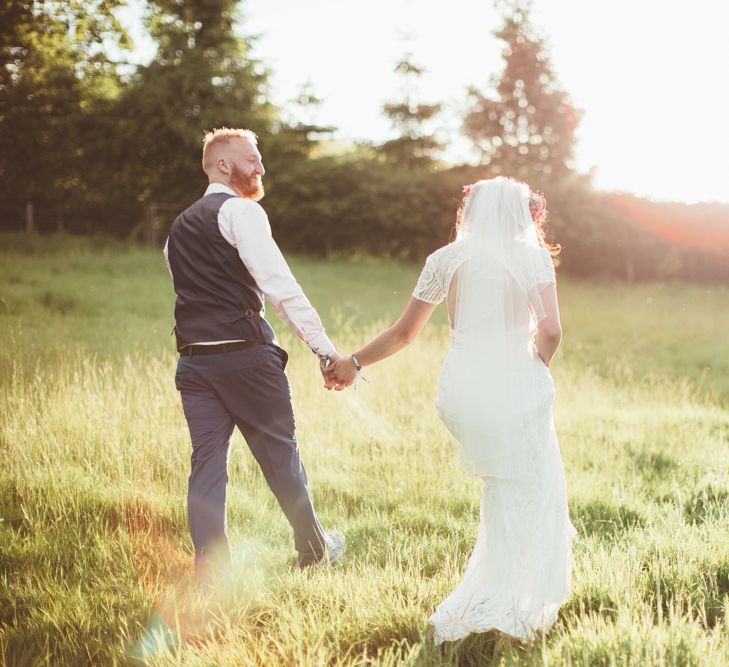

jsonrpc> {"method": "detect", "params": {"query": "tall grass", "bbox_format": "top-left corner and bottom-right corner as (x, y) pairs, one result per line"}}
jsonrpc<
(0, 233), (728, 665)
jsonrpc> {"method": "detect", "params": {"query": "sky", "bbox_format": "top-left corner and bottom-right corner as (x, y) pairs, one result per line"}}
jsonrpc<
(118, 0), (729, 204)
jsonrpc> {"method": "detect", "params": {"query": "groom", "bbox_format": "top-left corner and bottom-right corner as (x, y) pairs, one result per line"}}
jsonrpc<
(163, 128), (346, 588)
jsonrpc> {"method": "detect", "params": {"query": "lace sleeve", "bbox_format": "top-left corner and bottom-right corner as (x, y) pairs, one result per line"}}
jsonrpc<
(536, 248), (556, 285)
(412, 252), (446, 304)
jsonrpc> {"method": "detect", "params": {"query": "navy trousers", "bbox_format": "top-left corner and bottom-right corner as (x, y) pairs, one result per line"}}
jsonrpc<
(174, 344), (327, 575)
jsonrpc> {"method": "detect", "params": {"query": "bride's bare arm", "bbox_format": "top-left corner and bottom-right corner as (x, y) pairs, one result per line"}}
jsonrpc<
(326, 298), (438, 387)
(357, 297), (437, 366)
(534, 283), (562, 366)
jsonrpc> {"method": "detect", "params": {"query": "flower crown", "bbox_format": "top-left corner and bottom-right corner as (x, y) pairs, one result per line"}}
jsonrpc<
(529, 191), (547, 222)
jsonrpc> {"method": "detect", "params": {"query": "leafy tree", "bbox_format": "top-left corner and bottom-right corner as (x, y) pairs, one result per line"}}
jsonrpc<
(114, 0), (277, 219)
(0, 0), (128, 229)
(380, 54), (443, 169)
(464, 1), (580, 185)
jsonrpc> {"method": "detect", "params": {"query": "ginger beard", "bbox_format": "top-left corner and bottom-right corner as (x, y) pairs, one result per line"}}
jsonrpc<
(230, 163), (264, 201)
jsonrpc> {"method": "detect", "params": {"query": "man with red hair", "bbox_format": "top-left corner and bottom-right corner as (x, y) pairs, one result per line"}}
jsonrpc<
(164, 128), (346, 590)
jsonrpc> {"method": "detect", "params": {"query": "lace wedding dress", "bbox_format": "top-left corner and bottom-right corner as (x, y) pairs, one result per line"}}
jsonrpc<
(412, 178), (575, 643)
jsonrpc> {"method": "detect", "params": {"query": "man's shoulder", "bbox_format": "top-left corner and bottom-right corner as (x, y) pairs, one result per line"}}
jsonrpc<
(174, 191), (233, 218)
(220, 196), (268, 221)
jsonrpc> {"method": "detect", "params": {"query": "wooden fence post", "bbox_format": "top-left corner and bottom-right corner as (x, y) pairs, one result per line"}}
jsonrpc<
(149, 203), (158, 246)
(25, 201), (34, 233)
(134, 203), (169, 246)
(626, 257), (636, 283)
(143, 204), (160, 246)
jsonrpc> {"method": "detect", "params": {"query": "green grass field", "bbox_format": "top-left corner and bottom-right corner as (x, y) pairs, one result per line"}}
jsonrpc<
(1, 233), (728, 666)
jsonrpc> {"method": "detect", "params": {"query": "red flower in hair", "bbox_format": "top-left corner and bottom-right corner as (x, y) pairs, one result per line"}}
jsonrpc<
(529, 192), (547, 222)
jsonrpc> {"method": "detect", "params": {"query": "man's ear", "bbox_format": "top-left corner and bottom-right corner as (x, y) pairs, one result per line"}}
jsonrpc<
(216, 157), (230, 174)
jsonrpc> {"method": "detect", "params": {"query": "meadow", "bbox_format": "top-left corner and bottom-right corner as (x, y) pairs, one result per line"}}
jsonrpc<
(0, 232), (728, 666)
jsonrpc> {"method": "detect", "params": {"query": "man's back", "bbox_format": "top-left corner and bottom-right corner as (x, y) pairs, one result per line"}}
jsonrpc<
(167, 191), (274, 350)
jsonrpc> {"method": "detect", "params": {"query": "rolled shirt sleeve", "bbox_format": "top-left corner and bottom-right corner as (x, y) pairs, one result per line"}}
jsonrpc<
(218, 198), (337, 358)
(162, 238), (172, 278)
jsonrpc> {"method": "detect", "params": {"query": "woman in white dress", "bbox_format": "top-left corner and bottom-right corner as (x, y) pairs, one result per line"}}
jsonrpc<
(325, 176), (575, 643)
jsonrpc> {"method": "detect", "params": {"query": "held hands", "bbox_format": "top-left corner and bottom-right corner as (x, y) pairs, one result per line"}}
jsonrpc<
(319, 353), (358, 391)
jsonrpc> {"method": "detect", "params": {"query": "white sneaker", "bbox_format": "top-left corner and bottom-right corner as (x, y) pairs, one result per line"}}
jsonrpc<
(324, 530), (345, 565)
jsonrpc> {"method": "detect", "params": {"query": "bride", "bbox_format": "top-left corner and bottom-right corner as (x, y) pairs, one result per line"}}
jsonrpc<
(325, 176), (575, 642)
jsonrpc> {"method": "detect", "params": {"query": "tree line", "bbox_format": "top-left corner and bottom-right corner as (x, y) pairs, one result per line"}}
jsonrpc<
(1, 0), (727, 282)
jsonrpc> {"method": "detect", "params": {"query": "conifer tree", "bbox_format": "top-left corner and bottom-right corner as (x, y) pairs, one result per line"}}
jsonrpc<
(380, 54), (443, 169)
(464, 1), (580, 184)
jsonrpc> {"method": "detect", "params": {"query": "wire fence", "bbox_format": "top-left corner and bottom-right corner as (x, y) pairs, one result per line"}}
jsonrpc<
(0, 202), (181, 247)
(2, 201), (728, 284)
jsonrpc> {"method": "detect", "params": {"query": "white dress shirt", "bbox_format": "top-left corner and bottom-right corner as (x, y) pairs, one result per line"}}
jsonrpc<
(163, 183), (336, 357)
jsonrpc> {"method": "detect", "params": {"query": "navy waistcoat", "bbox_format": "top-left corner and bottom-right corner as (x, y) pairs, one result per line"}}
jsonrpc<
(167, 192), (279, 350)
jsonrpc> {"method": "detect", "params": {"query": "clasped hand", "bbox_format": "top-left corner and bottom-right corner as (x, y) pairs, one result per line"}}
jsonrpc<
(319, 353), (357, 391)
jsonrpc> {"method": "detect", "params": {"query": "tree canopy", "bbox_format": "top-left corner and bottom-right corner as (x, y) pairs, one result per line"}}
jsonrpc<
(380, 55), (443, 169)
(0, 0), (128, 221)
(464, 1), (580, 186)
(0, 0), (725, 283)
(113, 0), (276, 210)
